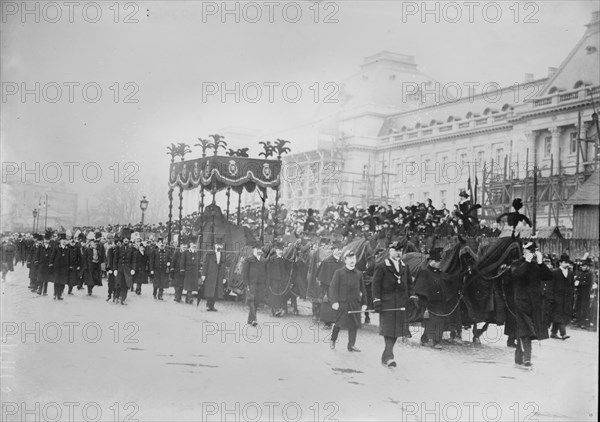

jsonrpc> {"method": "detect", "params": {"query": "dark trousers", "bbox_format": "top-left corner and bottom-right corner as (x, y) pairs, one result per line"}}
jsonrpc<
(515, 337), (532, 364)
(331, 323), (358, 349)
(247, 297), (259, 323)
(87, 285), (94, 295)
(382, 336), (397, 363)
(551, 322), (567, 336)
(36, 281), (48, 295)
(207, 298), (216, 309)
(53, 283), (65, 298)
(107, 274), (116, 298)
(423, 314), (444, 344)
(174, 286), (183, 302)
(312, 302), (321, 318)
(119, 279), (129, 301)
(185, 290), (193, 303)
(153, 287), (164, 298)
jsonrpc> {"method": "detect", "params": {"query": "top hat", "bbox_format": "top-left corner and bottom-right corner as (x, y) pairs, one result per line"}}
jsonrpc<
(459, 191), (470, 198)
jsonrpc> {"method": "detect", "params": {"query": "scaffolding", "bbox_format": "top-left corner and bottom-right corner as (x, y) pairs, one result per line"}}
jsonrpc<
(481, 112), (600, 228)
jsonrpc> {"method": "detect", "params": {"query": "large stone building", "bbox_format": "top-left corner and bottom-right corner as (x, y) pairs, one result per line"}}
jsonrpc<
(281, 11), (600, 230)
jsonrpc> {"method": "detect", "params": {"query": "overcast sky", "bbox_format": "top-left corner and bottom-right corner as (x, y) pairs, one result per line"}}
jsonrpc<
(2, 0), (598, 203)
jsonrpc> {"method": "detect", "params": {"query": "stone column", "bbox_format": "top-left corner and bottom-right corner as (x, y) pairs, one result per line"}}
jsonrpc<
(549, 126), (563, 174)
(523, 130), (537, 176)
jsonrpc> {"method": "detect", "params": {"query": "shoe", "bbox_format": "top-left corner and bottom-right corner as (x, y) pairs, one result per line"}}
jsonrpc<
(383, 359), (397, 367)
(53, 296), (56, 300)
(174, 299), (181, 303)
(153, 294), (157, 299)
(561, 335), (570, 340)
(120, 300), (127, 305)
(207, 308), (218, 312)
(158, 296), (164, 300)
(57, 297), (63, 301)
(522, 361), (533, 370)
(275, 310), (284, 317)
(68, 292), (73, 295)
(251, 321), (258, 327)
(87, 292), (92, 296)
(330, 341), (336, 350)
(348, 346), (361, 352)
(550, 333), (560, 339)
(43, 293), (48, 296)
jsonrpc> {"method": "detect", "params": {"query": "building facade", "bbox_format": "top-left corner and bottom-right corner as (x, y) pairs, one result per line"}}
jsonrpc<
(281, 12), (600, 229)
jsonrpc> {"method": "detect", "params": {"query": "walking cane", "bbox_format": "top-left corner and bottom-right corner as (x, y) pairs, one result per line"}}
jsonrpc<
(348, 307), (406, 314)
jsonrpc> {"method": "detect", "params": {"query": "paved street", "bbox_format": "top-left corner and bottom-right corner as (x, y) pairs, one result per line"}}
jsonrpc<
(1, 266), (597, 422)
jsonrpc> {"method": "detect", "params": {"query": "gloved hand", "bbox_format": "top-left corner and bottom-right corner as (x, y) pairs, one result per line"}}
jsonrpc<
(361, 304), (367, 312)
(331, 302), (339, 311)
(373, 300), (382, 313)
(409, 295), (419, 303)
(535, 251), (543, 264)
(114, 270), (118, 276)
(130, 270), (135, 276)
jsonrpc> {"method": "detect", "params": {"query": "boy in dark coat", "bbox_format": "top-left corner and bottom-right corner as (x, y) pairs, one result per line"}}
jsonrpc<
(180, 241), (200, 304)
(315, 242), (344, 327)
(50, 234), (70, 300)
(329, 250), (367, 352)
(372, 240), (417, 367)
(149, 238), (170, 300)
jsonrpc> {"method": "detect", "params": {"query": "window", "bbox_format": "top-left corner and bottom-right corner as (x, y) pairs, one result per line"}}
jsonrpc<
(423, 192), (429, 201)
(440, 190), (447, 203)
(544, 137), (552, 157)
(477, 151), (485, 167)
(570, 132), (577, 154)
(495, 148), (504, 165)
(409, 193), (415, 203)
(362, 165), (368, 180)
(460, 153), (467, 166)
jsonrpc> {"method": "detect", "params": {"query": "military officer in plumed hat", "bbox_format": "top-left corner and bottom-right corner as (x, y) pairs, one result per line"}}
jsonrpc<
(149, 237), (170, 300)
(372, 239), (417, 367)
(329, 250), (368, 352)
(201, 238), (228, 311)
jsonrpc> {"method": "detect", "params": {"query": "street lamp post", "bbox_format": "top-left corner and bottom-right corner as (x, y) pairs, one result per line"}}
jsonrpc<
(140, 196), (149, 226)
(32, 209), (38, 232)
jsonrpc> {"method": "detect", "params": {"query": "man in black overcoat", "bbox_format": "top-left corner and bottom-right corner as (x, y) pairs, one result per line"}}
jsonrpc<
(372, 240), (417, 367)
(149, 238), (170, 300)
(202, 239), (227, 311)
(511, 241), (553, 369)
(243, 242), (266, 326)
(549, 254), (575, 340)
(329, 250), (367, 352)
(315, 242), (344, 328)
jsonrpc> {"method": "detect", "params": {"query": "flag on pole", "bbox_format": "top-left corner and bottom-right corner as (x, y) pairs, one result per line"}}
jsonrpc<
(474, 176), (479, 204)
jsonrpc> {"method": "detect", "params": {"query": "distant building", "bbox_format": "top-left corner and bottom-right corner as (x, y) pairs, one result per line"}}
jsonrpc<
(281, 12), (600, 230)
(1, 182), (78, 232)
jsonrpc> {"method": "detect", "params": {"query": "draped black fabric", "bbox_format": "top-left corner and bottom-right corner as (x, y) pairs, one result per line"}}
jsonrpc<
(169, 156), (280, 193)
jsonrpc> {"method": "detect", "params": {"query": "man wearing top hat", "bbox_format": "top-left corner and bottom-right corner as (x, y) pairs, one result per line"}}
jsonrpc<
(372, 239), (418, 367)
(243, 241), (266, 326)
(414, 247), (455, 349)
(49, 233), (70, 300)
(511, 241), (553, 369)
(149, 238), (170, 300)
(114, 235), (137, 305)
(105, 235), (119, 301)
(202, 238), (228, 311)
(574, 256), (593, 328)
(180, 239), (200, 304)
(328, 250), (368, 352)
(82, 237), (104, 296)
(33, 231), (54, 296)
(27, 234), (43, 291)
(265, 241), (290, 317)
(314, 241), (344, 328)
(549, 254), (575, 340)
